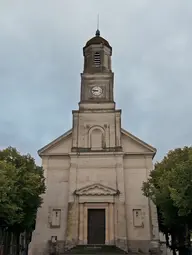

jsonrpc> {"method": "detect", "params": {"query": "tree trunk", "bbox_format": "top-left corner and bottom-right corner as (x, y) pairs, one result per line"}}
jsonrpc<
(185, 224), (191, 248)
(4, 230), (11, 255)
(165, 232), (169, 247)
(0, 227), (5, 255)
(171, 232), (177, 255)
(178, 225), (190, 255)
(16, 232), (21, 255)
(173, 249), (177, 255)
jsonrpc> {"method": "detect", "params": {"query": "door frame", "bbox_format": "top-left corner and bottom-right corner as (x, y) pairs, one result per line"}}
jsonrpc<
(78, 203), (115, 245)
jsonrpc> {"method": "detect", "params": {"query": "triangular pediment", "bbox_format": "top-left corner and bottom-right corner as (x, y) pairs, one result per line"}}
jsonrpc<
(38, 129), (72, 156)
(75, 183), (119, 196)
(121, 128), (156, 157)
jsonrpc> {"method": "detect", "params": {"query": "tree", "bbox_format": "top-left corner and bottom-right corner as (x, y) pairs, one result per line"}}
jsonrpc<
(0, 161), (23, 226)
(0, 147), (45, 254)
(142, 147), (192, 255)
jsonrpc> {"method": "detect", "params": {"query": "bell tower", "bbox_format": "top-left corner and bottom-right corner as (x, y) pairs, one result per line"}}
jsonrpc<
(72, 30), (121, 152)
(79, 30), (115, 110)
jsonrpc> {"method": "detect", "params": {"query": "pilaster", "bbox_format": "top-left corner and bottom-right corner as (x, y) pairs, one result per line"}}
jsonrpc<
(65, 156), (79, 249)
(145, 156), (160, 253)
(115, 155), (128, 251)
(79, 203), (84, 244)
(42, 156), (49, 186)
(72, 111), (79, 148)
(105, 205), (109, 244)
(115, 111), (121, 147)
(83, 205), (88, 244)
(109, 203), (115, 244)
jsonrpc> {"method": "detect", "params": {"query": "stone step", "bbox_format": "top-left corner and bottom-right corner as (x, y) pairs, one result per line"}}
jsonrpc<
(63, 245), (128, 254)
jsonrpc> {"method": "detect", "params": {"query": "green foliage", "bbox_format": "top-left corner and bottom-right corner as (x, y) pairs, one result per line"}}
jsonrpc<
(0, 147), (45, 232)
(142, 146), (192, 251)
(168, 157), (192, 217)
(0, 161), (23, 225)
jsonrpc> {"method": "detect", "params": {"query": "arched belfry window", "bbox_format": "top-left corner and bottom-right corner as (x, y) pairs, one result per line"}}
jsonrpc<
(94, 52), (101, 67)
(88, 126), (105, 150)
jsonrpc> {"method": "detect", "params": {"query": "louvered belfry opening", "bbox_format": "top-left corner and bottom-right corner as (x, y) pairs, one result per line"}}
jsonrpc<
(94, 52), (101, 67)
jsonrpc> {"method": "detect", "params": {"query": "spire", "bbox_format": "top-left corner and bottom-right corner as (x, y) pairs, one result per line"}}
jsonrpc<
(95, 14), (100, 37)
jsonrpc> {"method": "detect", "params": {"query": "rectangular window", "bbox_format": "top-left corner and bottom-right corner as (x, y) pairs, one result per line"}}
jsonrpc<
(133, 209), (143, 227)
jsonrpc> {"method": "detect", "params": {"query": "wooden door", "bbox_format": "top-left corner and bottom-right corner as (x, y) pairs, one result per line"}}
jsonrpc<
(87, 209), (105, 244)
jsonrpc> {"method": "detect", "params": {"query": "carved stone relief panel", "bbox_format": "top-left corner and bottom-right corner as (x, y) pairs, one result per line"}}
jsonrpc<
(49, 208), (61, 228)
(133, 209), (144, 227)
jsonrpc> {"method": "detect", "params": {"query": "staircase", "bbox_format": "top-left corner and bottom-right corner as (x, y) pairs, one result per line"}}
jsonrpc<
(63, 245), (128, 254)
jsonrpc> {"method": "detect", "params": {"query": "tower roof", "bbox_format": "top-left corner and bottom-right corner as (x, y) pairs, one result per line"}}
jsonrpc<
(84, 30), (112, 49)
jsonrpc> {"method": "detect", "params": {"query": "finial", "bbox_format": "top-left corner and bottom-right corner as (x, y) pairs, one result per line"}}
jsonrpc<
(95, 14), (100, 36)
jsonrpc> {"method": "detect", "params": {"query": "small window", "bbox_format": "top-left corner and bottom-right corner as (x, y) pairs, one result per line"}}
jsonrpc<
(94, 52), (101, 66)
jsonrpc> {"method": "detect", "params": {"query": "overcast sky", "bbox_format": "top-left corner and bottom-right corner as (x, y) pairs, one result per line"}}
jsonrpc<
(0, 0), (192, 164)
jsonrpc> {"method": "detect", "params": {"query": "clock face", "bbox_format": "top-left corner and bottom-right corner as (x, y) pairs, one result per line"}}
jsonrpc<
(91, 86), (103, 96)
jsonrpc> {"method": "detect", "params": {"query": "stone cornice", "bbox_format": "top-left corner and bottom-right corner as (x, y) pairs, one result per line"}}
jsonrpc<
(40, 151), (153, 158)
(123, 152), (154, 157)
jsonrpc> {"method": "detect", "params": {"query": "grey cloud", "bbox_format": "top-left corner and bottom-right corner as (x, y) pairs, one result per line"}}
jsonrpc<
(0, 0), (192, 163)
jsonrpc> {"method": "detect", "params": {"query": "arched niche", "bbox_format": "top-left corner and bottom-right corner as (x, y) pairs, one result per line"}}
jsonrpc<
(88, 126), (105, 150)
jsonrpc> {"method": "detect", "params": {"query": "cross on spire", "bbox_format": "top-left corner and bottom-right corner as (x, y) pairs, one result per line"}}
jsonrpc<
(95, 14), (100, 36)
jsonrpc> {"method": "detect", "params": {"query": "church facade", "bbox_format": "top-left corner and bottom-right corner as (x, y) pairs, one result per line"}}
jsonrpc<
(29, 31), (160, 254)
